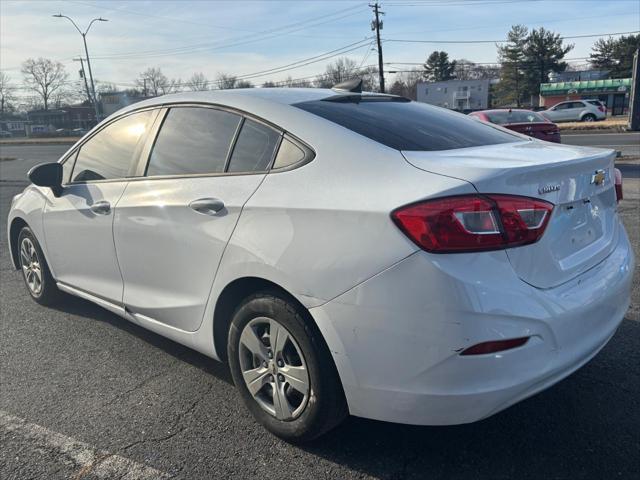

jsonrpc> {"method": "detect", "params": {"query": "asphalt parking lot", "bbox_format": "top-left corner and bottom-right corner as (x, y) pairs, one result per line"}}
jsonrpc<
(1, 144), (639, 480)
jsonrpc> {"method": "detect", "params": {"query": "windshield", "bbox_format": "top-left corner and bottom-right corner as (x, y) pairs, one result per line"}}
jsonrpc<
(294, 97), (519, 151)
(485, 110), (548, 125)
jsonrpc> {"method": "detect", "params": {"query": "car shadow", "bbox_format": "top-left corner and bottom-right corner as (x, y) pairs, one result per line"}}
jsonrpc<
(49, 294), (639, 479)
(48, 294), (234, 385)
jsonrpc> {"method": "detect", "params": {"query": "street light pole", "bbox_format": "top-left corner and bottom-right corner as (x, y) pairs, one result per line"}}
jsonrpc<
(53, 14), (107, 122)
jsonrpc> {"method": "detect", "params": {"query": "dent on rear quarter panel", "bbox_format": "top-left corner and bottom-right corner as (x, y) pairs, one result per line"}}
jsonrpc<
(213, 127), (477, 306)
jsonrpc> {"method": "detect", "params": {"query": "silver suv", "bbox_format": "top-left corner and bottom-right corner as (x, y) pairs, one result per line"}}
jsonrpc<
(541, 100), (606, 122)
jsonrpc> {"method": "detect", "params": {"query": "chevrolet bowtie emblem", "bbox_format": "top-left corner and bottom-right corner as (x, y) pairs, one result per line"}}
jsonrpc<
(591, 169), (606, 186)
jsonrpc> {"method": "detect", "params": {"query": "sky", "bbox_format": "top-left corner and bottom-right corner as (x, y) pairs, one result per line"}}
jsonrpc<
(1, 0), (639, 98)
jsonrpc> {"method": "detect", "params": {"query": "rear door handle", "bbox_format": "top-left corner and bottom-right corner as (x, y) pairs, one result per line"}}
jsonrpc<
(189, 197), (225, 216)
(90, 200), (111, 215)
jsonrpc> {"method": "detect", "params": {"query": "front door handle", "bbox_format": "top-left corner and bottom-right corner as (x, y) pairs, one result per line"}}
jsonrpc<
(189, 197), (225, 216)
(90, 200), (111, 215)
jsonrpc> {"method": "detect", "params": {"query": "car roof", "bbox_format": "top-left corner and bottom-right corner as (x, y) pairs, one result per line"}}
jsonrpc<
(118, 88), (396, 113)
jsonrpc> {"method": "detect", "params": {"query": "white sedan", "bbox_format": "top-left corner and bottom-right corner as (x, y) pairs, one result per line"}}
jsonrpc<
(7, 85), (634, 442)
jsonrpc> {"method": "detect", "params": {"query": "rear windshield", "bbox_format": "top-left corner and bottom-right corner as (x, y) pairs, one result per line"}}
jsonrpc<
(294, 97), (519, 151)
(485, 110), (547, 125)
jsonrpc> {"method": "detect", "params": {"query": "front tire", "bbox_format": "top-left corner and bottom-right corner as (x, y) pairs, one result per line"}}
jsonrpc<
(17, 227), (61, 305)
(228, 291), (347, 442)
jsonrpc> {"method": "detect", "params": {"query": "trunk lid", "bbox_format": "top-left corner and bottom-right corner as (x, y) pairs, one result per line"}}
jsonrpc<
(402, 140), (619, 289)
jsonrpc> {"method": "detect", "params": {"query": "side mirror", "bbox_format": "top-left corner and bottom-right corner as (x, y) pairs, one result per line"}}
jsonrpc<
(28, 162), (63, 197)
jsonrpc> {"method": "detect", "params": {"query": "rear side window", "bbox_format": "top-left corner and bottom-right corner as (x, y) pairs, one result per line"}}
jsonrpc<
(273, 137), (306, 169)
(71, 110), (154, 182)
(227, 119), (280, 173)
(294, 98), (518, 151)
(147, 107), (241, 176)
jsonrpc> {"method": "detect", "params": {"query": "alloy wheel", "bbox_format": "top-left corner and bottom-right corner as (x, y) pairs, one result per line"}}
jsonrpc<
(20, 237), (42, 295)
(238, 317), (310, 420)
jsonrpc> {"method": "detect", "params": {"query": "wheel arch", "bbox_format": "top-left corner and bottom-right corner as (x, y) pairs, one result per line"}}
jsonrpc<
(9, 217), (28, 269)
(213, 277), (315, 363)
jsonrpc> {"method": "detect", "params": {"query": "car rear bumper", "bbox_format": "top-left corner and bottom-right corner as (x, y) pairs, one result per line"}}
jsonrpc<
(310, 221), (634, 425)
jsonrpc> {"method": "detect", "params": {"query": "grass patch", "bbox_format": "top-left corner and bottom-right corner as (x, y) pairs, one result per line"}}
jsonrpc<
(558, 118), (628, 131)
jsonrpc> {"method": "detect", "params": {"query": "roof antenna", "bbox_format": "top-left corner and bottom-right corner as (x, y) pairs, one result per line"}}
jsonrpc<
(332, 78), (363, 93)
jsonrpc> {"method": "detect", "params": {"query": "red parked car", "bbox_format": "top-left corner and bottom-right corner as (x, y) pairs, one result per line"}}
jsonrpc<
(469, 109), (561, 143)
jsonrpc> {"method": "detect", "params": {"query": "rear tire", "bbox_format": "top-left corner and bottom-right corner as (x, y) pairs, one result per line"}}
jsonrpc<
(582, 113), (596, 122)
(228, 290), (347, 442)
(17, 227), (61, 306)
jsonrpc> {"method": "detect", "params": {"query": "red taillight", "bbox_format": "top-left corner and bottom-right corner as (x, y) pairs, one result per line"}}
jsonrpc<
(460, 337), (530, 356)
(391, 194), (553, 253)
(614, 167), (623, 202)
(598, 105), (605, 112)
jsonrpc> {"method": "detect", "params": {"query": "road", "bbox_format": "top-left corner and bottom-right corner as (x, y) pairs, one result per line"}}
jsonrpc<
(0, 145), (639, 479)
(562, 131), (640, 157)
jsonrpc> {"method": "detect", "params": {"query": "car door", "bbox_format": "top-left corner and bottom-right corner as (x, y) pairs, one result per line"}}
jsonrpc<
(566, 101), (585, 121)
(114, 106), (281, 331)
(545, 102), (567, 121)
(43, 109), (158, 304)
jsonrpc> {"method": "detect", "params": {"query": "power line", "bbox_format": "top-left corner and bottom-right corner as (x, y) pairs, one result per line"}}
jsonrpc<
(383, 30), (640, 44)
(88, 6), (370, 60)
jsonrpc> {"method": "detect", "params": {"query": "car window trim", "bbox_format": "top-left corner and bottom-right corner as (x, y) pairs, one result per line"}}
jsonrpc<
(65, 107), (161, 185)
(223, 116), (246, 172)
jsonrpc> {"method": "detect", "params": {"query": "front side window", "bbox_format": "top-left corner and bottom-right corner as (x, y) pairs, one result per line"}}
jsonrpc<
(71, 110), (154, 182)
(147, 107), (241, 176)
(294, 97), (518, 151)
(227, 119), (280, 173)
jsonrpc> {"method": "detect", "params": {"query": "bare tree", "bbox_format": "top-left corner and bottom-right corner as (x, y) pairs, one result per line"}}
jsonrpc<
(388, 68), (423, 100)
(0, 71), (16, 114)
(21, 58), (69, 110)
(261, 80), (277, 88)
(135, 67), (168, 96)
(216, 73), (238, 89)
(314, 58), (378, 91)
(187, 72), (209, 91)
(235, 79), (254, 89)
(164, 78), (183, 94)
(282, 76), (312, 88)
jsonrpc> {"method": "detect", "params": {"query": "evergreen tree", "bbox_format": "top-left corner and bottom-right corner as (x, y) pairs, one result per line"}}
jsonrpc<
(423, 51), (457, 82)
(591, 34), (640, 78)
(495, 25), (528, 107)
(522, 27), (573, 100)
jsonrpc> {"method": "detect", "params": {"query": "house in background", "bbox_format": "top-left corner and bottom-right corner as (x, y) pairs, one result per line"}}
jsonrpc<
(416, 79), (494, 111)
(0, 114), (30, 137)
(26, 104), (96, 133)
(539, 78), (631, 116)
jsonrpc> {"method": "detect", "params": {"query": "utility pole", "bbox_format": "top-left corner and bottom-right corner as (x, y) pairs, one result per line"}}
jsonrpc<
(53, 14), (107, 121)
(629, 49), (639, 131)
(370, 3), (385, 93)
(73, 57), (92, 108)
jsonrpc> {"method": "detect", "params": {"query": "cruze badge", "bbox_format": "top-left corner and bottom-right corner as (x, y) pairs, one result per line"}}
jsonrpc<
(538, 184), (560, 194)
(591, 169), (606, 186)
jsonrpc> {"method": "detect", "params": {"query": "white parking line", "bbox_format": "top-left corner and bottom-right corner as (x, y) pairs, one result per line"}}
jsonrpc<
(0, 410), (170, 479)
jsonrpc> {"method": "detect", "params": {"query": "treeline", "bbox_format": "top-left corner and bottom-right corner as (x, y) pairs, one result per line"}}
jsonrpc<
(389, 28), (638, 103)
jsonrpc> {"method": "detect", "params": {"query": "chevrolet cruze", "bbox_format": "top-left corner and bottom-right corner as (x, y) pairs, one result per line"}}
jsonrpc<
(7, 86), (634, 442)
